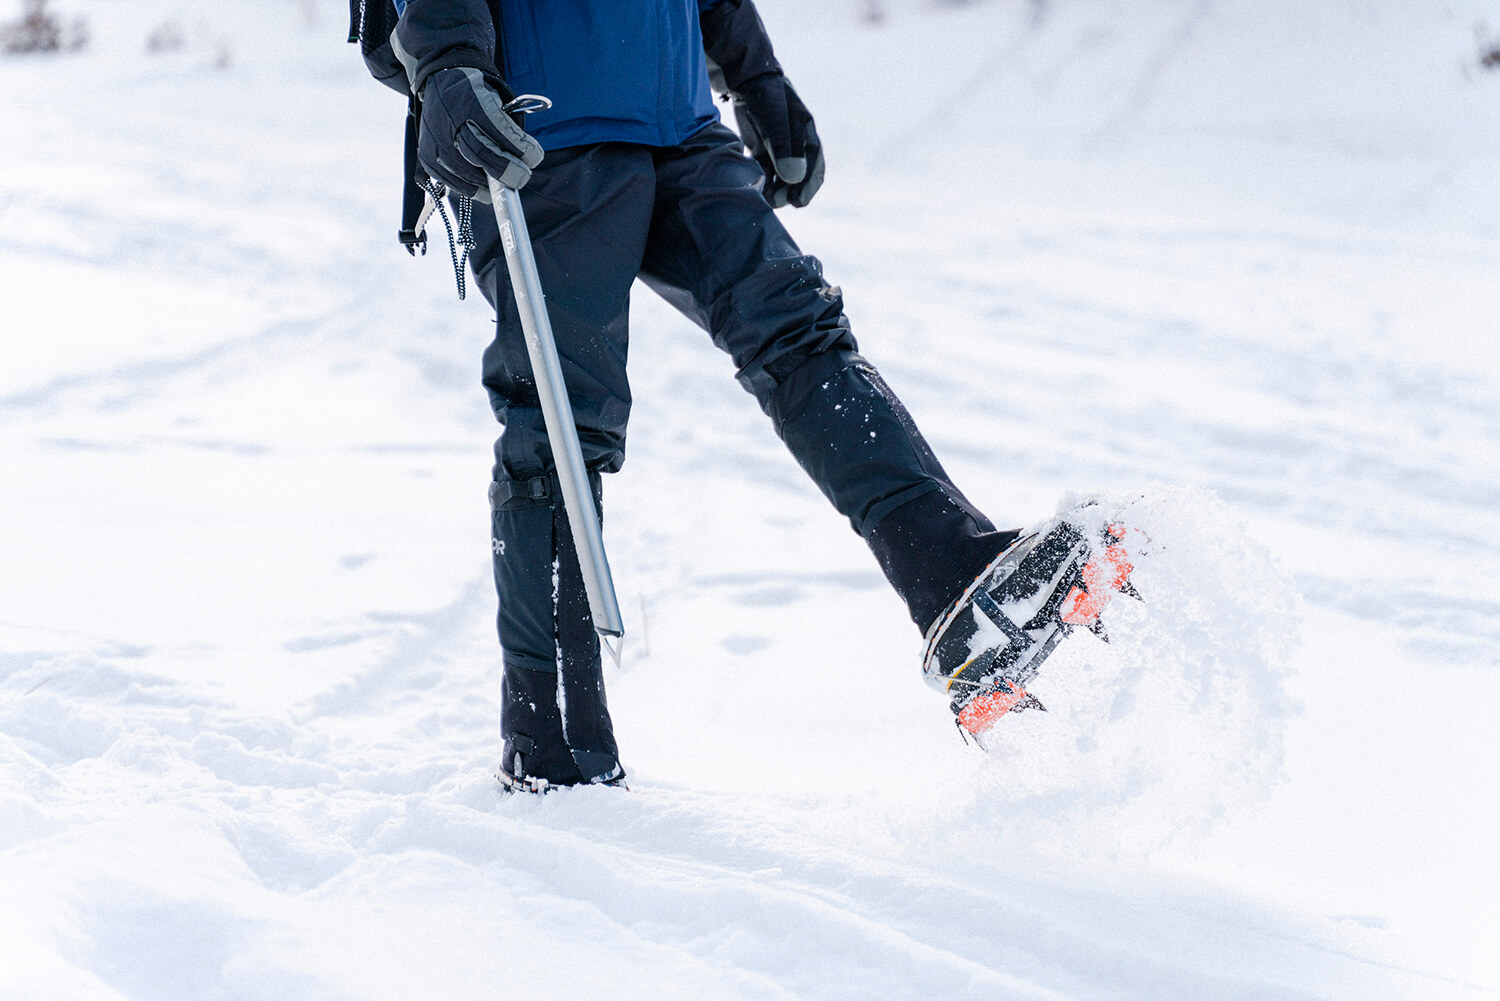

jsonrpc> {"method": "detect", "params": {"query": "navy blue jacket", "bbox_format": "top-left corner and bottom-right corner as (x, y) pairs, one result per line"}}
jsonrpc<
(392, 0), (723, 151)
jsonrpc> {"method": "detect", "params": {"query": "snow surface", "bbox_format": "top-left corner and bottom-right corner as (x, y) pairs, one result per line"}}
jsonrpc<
(2, 0), (1498, 998)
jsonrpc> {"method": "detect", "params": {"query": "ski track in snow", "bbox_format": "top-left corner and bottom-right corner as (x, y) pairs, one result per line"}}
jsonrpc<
(3, 0), (1499, 998)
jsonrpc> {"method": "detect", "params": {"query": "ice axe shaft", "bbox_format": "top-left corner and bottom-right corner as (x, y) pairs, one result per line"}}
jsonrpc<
(488, 174), (625, 651)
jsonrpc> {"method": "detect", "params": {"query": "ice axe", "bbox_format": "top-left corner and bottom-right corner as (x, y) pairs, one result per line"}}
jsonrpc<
(486, 94), (626, 663)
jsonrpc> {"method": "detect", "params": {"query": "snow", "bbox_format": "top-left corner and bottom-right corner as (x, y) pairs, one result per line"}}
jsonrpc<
(3, 0), (1498, 998)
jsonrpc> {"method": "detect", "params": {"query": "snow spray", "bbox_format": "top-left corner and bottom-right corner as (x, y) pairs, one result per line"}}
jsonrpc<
(963, 485), (1300, 859)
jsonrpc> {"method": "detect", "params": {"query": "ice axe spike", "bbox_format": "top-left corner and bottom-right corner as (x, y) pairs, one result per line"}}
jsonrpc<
(488, 94), (625, 663)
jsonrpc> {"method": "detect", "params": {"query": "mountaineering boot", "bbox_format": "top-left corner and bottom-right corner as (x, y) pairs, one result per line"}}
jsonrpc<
(496, 684), (628, 794)
(922, 517), (1137, 746)
(495, 661), (628, 794)
(496, 663), (584, 794)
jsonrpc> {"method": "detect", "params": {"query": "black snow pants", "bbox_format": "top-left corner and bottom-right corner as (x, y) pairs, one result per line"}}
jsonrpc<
(469, 122), (1011, 785)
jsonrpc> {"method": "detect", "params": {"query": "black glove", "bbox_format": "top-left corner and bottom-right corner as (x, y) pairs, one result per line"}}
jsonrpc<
(730, 74), (824, 208)
(700, 0), (824, 209)
(418, 67), (543, 198)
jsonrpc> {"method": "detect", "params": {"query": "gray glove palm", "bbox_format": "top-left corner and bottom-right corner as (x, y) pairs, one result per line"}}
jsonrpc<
(418, 67), (543, 197)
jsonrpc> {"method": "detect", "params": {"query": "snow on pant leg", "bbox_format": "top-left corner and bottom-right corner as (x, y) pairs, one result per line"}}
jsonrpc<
(491, 472), (621, 785)
(468, 144), (655, 783)
(639, 123), (1014, 632)
(772, 353), (1019, 632)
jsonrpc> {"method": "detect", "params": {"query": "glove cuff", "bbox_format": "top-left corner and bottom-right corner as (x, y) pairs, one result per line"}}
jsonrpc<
(412, 55), (515, 104)
(723, 67), (785, 103)
(700, 0), (782, 94)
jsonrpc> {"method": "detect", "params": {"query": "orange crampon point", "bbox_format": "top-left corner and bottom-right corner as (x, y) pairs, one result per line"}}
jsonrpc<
(1060, 525), (1133, 626)
(956, 680), (1034, 736)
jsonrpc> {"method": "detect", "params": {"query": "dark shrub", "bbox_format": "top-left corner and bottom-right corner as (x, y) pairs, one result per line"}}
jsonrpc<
(1, 0), (86, 54)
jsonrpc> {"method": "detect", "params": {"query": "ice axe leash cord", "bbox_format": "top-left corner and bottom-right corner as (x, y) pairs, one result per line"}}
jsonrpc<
(488, 94), (626, 664)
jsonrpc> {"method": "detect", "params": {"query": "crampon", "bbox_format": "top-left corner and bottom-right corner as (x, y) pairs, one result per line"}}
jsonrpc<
(922, 517), (1139, 746)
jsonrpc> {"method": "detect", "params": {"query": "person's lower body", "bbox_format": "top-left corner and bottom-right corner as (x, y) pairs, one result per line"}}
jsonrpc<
(467, 123), (1015, 787)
